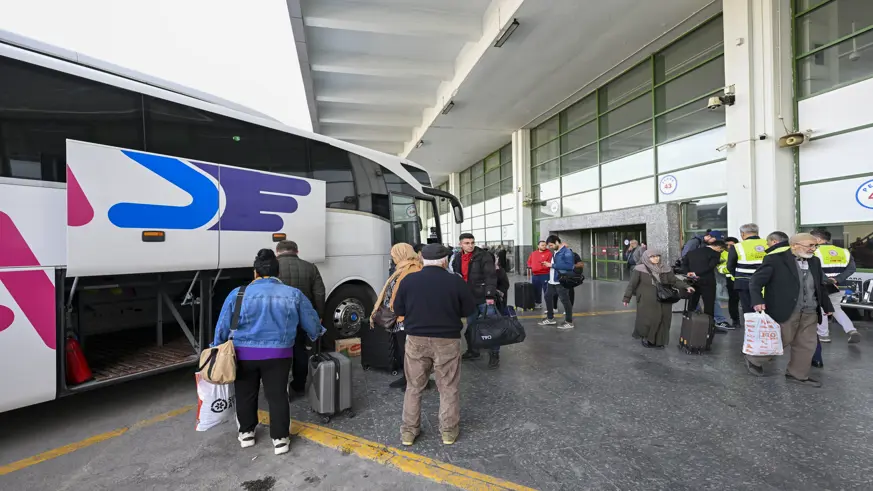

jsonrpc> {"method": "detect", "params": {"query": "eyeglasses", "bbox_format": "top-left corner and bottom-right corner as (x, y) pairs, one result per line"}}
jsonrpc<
(796, 243), (818, 250)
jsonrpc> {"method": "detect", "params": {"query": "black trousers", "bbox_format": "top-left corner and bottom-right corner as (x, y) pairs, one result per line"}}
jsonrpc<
(289, 330), (309, 393)
(737, 288), (753, 315)
(726, 278), (740, 323)
(552, 287), (575, 309)
(546, 283), (573, 323)
(235, 357), (292, 440)
(689, 280), (716, 317)
(393, 330), (407, 369)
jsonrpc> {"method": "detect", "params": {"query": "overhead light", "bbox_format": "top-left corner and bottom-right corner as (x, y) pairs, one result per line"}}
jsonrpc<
(441, 100), (455, 115)
(494, 19), (519, 48)
(415, 140), (423, 149)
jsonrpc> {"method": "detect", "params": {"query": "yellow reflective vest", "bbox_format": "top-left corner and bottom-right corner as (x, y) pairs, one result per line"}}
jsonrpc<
(815, 244), (850, 279)
(717, 250), (732, 279)
(734, 238), (768, 280)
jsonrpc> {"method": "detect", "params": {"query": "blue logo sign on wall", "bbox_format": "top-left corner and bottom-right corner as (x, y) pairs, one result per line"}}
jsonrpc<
(856, 179), (873, 210)
(659, 175), (677, 195)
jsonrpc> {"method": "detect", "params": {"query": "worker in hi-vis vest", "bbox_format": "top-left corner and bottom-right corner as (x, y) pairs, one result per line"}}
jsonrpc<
(727, 223), (768, 314)
(717, 237), (741, 327)
(811, 229), (861, 344)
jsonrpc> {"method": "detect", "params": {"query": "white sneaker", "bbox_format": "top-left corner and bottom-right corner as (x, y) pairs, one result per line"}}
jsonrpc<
(539, 318), (557, 326)
(238, 431), (256, 448)
(273, 437), (291, 455)
(558, 322), (574, 330)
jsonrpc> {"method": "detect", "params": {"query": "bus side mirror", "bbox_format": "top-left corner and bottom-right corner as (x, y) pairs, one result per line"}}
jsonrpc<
(453, 205), (463, 224)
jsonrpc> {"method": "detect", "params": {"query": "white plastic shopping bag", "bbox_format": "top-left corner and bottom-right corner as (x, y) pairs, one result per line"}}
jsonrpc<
(195, 373), (236, 431)
(742, 312), (783, 357)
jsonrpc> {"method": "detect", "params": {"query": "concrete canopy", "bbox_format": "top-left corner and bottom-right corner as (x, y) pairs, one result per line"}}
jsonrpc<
(291, 0), (721, 182)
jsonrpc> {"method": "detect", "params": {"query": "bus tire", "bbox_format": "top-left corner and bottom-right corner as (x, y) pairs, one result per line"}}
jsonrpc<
(324, 284), (373, 349)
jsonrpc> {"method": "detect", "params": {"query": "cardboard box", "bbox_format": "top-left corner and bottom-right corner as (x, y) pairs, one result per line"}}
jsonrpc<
(335, 337), (361, 357)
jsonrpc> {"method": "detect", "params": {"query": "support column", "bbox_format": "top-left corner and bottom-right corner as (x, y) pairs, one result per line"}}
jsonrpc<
(512, 129), (533, 261)
(723, 0), (796, 238)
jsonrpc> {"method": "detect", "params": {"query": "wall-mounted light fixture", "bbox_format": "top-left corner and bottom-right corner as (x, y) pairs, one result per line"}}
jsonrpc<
(494, 19), (519, 48)
(441, 100), (455, 115)
(415, 140), (424, 149)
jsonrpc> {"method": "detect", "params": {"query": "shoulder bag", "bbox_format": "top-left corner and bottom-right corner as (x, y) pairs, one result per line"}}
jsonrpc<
(199, 285), (246, 384)
(655, 282), (682, 304)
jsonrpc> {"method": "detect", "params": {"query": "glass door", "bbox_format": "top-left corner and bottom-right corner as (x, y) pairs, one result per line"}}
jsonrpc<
(592, 226), (646, 281)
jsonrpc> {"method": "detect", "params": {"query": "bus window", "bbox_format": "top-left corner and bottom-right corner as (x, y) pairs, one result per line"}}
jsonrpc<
(401, 164), (431, 187)
(310, 142), (356, 210)
(144, 96), (270, 170)
(0, 55), (144, 182)
(264, 128), (309, 178)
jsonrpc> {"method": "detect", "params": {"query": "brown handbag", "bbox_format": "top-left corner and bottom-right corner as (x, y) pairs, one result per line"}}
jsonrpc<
(372, 304), (397, 331)
(199, 286), (246, 384)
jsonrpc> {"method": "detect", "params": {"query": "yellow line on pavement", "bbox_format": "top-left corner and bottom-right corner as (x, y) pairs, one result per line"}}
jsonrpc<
(517, 308), (634, 319)
(0, 405), (195, 477)
(259, 410), (537, 491)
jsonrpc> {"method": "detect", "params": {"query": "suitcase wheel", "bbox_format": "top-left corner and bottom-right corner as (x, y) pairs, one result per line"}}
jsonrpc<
(391, 370), (398, 376)
(346, 410), (356, 419)
(320, 415), (331, 424)
(363, 365), (370, 371)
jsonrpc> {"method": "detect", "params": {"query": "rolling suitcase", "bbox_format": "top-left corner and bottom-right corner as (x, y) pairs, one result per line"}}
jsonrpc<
(678, 309), (714, 355)
(514, 273), (537, 311)
(360, 323), (401, 375)
(307, 343), (354, 424)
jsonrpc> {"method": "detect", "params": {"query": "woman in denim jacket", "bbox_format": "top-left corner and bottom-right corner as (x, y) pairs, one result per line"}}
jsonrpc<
(213, 249), (325, 455)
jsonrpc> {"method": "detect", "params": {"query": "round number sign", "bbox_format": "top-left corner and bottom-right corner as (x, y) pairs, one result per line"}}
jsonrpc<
(659, 175), (677, 195)
(856, 179), (873, 210)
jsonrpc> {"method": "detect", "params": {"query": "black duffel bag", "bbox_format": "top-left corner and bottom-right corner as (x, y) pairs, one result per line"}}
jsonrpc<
(469, 306), (526, 349)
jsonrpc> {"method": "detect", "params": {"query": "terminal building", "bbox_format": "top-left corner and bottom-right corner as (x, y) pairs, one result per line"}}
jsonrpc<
(292, 0), (872, 281)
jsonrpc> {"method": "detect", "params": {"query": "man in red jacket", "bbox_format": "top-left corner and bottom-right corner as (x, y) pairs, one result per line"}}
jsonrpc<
(527, 240), (553, 308)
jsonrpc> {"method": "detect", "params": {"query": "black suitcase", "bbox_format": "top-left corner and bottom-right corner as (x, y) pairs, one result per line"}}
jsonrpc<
(678, 311), (714, 354)
(360, 324), (400, 375)
(514, 281), (537, 311)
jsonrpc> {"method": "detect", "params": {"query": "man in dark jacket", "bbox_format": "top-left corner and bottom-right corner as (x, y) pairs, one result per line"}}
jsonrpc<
(681, 229), (722, 257)
(393, 244), (476, 447)
(449, 233), (501, 369)
(276, 240), (326, 395)
(682, 240), (727, 330)
(746, 233), (834, 387)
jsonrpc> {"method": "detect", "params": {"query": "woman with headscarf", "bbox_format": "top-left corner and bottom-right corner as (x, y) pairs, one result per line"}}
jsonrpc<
(372, 243), (423, 388)
(622, 249), (693, 348)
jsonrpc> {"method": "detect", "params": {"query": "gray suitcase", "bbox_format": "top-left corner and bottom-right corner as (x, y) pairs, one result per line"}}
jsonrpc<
(307, 351), (353, 423)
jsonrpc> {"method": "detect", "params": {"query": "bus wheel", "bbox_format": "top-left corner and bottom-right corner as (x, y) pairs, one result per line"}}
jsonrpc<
(326, 285), (370, 341)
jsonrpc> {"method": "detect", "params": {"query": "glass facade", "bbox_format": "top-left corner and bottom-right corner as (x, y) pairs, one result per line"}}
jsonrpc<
(459, 143), (514, 247)
(796, 0), (873, 97)
(530, 15), (726, 221)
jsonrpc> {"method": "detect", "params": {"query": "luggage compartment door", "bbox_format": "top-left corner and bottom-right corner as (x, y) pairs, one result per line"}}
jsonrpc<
(66, 140), (219, 276)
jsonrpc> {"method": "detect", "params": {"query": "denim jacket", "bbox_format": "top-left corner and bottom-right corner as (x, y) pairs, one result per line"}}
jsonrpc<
(550, 246), (576, 283)
(212, 277), (325, 349)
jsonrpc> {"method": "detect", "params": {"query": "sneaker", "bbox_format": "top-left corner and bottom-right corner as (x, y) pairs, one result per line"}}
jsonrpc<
(716, 321), (735, 330)
(441, 428), (459, 445)
(745, 359), (764, 377)
(401, 430), (419, 446)
(811, 359), (824, 368)
(785, 374), (822, 388)
(714, 324), (729, 334)
(820, 335), (832, 343)
(848, 330), (861, 344)
(539, 318), (557, 326)
(557, 322), (574, 330)
(461, 351), (481, 361)
(273, 437), (290, 455)
(534, 303), (542, 310)
(238, 431), (256, 448)
(488, 352), (500, 370)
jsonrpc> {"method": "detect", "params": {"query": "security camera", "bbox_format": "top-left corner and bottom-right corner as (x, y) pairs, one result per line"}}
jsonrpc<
(707, 96), (723, 110)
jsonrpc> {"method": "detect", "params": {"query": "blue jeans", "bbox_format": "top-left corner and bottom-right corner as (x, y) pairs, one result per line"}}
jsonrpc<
(531, 274), (549, 304)
(465, 304), (499, 355)
(813, 338), (823, 364)
(713, 299), (729, 324)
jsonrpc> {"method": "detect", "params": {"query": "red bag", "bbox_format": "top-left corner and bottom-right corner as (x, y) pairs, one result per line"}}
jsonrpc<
(65, 336), (93, 385)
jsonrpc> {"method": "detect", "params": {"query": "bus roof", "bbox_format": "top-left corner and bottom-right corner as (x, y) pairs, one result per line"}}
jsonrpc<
(0, 29), (427, 193)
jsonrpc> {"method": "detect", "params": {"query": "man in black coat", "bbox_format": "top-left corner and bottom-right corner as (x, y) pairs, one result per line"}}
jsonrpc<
(746, 233), (834, 387)
(682, 240), (727, 330)
(449, 233), (500, 369)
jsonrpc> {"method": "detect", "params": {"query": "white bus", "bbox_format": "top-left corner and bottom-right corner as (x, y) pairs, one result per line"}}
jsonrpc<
(0, 31), (462, 413)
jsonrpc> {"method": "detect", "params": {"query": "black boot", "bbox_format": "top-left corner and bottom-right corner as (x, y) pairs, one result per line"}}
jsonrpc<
(389, 376), (407, 389)
(488, 352), (500, 369)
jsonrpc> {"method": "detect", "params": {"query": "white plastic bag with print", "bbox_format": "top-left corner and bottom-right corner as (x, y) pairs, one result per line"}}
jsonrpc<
(195, 373), (237, 431)
(742, 311), (783, 357)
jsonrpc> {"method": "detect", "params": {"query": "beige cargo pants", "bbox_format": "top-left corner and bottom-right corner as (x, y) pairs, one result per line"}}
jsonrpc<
(401, 336), (462, 434)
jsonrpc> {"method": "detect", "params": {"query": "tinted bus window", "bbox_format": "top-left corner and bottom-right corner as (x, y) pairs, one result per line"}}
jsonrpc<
(264, 128), (309, 177)
(144, 96), (271, 170)
(0, 56), (144, 182)
(310, 141), (356, 210)
(401, 164), (431, 187)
